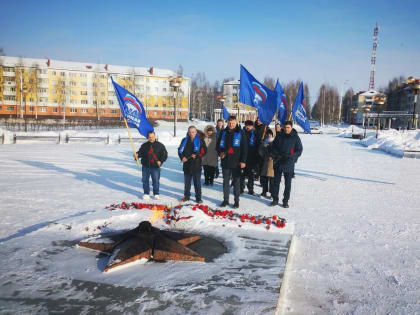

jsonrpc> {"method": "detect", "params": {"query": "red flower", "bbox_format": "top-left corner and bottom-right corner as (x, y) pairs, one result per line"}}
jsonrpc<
(265, 219), (271, 225)
(272, 215), (277, 221)
(192, 207), (197, 211)
(166, 220), (170, 225)
(266, 225), (270, 230)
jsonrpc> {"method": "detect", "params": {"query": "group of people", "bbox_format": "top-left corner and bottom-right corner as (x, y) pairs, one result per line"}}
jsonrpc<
(134, 116), (303, 209)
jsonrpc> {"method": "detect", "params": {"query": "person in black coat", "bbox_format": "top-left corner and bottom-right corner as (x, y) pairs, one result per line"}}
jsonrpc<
(134, 131), (168, 200)
(269, 121), (303, 208)
(240, 120), (258, 195)
(216, 116), (248, 208)
(178, 126), (207, 203)
(214, 119), (224, 178)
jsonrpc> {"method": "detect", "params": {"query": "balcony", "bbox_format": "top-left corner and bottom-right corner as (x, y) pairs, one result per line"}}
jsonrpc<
(3, 90), (16, 96)
(2, 71), (16, 77)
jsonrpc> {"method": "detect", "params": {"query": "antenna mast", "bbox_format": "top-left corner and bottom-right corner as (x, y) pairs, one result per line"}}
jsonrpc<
(369, 23), (379, 90)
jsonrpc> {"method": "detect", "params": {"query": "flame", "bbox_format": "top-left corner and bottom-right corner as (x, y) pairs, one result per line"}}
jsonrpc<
(147, 205), (165, 224)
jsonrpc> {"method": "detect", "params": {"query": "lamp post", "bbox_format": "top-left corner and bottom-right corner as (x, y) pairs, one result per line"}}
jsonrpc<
(350, 108), (358, 134)
(339, 80), (348, 124)
(350, 107), (358, 128)
(373, 94), (386, 138)
(22, 84), (28, 132)
(361, 104), (371, 138)
(169, 75), (183, 137)
(406, 77), (420, 129)
(219, 96), (226, 121)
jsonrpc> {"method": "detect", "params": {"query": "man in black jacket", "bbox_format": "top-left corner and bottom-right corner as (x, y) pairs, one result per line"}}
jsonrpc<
(270, 121), (303, 208)
(216, 116), (248, 208)
(240, 120), (257, 195)
(178, 126), (207, 203)
(134, 131), (168, 200)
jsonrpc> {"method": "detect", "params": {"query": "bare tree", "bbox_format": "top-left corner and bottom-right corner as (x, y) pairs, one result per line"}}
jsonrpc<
(263, 76), (275, 90)
(32, 62), (40, 119)
(311, 84), (340, 124)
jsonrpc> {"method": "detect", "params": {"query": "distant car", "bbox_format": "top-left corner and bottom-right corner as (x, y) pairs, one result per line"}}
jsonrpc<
(306, 127), (323, 134)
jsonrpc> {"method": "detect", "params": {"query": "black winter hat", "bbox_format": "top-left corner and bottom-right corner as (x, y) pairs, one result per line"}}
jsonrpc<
(244, 120), (254, 126)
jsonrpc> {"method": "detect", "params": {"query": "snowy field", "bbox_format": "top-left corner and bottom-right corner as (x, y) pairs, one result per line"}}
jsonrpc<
(0, 122), (420, 314)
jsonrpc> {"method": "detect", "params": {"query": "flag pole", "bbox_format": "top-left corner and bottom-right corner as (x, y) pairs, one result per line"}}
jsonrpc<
(124, 118), (141, 169)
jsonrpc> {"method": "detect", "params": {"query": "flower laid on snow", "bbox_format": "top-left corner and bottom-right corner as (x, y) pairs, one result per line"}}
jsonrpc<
(105, 202), (286, 230)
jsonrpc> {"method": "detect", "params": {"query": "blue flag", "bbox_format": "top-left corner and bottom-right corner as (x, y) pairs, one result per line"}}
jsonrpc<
(292, 82), (311, 134)
(222, 103), (230, 121)
(275, 80), (288, 126)
(239, 65), (277, 125)
(111, 77), (154, 138)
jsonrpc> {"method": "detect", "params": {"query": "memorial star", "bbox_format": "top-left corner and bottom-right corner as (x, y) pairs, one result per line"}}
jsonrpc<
(78, 221), (205, 272)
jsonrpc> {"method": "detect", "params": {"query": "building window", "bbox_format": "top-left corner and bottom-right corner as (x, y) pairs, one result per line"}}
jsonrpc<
(40, 107), (47, 112)
(52, 71), (56, 75)
(81, 100), (88, 104)
(60, 72), (65, 76)
(69, 72), (76, 77)
(93, 101), (97, 105)
(81, 109), (88, 113)
(111, 109), (117, 114)
(70, 100), (76, 104)
(100, 109), (106, 114)
(71, 90), (76, 95)
(101, 101), (105, 105)
(6, 106), (14, 110)
(29, 107), (34, 112)
(80, 73), (87, 78)
(70, 81), (76, 86)
(52, 108), (58, 113)
(109, 100), (114, 105)
(81, 82), (87, 87)
(53, 99), (57, 103)
(70, 108), (77, 113)
(5, 95), (16, 101)
(80, 91), (87, 95)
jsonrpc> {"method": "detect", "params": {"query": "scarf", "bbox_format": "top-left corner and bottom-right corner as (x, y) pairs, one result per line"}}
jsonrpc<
(179, 133), (201, 154)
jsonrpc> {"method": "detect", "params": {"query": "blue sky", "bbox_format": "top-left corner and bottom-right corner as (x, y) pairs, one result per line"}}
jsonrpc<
(1, 0), (420, 104)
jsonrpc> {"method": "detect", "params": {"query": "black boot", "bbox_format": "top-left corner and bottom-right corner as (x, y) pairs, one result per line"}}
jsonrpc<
(219, 200), (228, 207)
(233, 201), (239, 209)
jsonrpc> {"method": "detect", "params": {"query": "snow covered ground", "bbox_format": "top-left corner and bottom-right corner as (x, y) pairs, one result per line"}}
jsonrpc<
(338, 125), (420, 158)
(0, 123), (419, 314)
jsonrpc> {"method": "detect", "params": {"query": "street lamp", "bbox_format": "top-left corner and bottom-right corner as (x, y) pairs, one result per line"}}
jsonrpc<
(339, 80), (348, 124)
(350, 107), (358, 125)
(218, 96), (226, 121)
(169, 75), (183, 137)
(22, 84), (28, 132)
(361, 104), (371, 138)
(373, 94), (386, 138)
(406, 77), (420, 129)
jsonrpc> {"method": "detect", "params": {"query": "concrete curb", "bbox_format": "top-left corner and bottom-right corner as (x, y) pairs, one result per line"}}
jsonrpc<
(275, 230), (297, 315)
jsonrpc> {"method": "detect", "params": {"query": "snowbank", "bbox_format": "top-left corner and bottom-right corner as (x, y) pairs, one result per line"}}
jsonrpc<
(338, 126), (420, 158)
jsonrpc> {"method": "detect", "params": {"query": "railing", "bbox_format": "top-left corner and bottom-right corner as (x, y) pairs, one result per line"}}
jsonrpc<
(403, 150), (420, 159)
(65, 135), (110, 144)
(5, 134), (146, 144)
